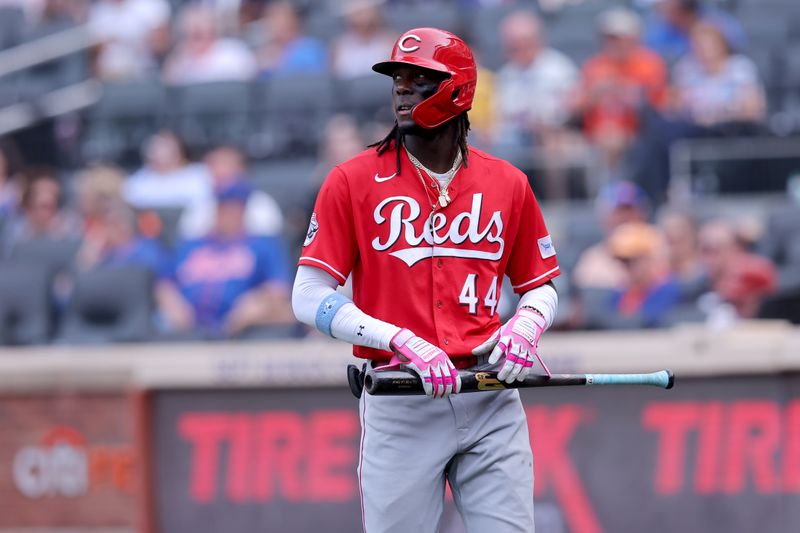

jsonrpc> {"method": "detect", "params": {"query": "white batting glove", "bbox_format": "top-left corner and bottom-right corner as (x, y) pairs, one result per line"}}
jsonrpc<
(472, 308), (550, 383)
(389, 329), (461, 398)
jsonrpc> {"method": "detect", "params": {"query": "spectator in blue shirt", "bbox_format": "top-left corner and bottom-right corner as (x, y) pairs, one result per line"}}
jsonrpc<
(644, 0), (747, 64)
(258, 1), (328, 78)
(156, 182), (293, 337)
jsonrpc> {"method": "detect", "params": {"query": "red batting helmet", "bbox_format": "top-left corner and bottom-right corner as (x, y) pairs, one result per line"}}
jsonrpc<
(372, 27), (477, 129)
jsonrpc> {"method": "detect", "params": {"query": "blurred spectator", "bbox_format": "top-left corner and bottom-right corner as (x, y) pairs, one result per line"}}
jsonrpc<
(573, 8), (667, 175)
(290, 114), (365, 252)
(88, 0), (171, 80)
(258, 1), (328, 78)
(2, 168), (81, 255)
(715, 255), (776, 320)
(659, 210), (704, 289)
(644, 0), (747, 64)
(607, 221), (681, 327)
(163, 5), (257, 85)
(76, 203), (163, 272)
(156, 182), (293, 336)
(573, 181), (650, 290)
(672, 23), (765, 130)
(179, 146), (283, 239)
(75, 164), (124, 233)
(495, 10), (578, 146)
(331, 0), (395, 79)
(123, 131), (211, 209)
(697, 219), (777, 325)
(0, 141), (24, 217)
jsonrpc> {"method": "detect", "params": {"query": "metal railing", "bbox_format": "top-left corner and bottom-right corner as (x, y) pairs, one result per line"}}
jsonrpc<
(0, 24), (102, 136)
(669, 136), (800, 201)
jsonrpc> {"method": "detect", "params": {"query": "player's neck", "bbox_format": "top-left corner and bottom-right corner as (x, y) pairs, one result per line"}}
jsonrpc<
(403, 122), (461, 174)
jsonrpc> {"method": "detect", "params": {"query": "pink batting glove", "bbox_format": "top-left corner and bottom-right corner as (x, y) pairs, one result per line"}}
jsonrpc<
(388, 329), (461, 398)
(471, 308), (550, 384)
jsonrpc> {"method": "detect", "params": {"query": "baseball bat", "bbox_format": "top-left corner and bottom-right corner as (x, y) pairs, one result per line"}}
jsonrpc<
(363, 368), (674, 395)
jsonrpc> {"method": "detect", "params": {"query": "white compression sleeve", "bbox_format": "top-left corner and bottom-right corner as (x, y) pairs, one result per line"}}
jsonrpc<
(518, 282), (559, 329)
(292, 265), (401, 350)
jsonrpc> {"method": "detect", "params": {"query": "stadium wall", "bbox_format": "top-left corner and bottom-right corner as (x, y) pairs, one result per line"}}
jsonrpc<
(1, 324), (799, 533)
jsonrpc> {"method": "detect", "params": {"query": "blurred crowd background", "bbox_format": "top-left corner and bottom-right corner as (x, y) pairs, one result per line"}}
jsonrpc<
(0, 0), (799, 346)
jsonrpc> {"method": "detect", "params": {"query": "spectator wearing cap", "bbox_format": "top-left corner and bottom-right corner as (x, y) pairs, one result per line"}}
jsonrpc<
(331, 0), (396, 80)
(572, 181), (650, 290)
(572, 8), (667, 177)
(156, 182), (293, 337)
(163, 5), (257, 85)
(644, 0), (747, 64)
(606, 222), (681, 328)
(672, 22), (765, 131)
(258, 1), (328, 78)
(179, 146), (283, 240)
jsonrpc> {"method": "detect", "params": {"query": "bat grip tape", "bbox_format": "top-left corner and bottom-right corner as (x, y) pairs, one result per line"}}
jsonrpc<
(315, 293), (350, 337)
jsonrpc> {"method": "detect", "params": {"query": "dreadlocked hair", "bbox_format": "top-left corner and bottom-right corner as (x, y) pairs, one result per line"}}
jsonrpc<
(368, 113), (471, 175)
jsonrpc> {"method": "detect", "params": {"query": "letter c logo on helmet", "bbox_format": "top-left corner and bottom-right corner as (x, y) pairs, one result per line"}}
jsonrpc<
(372, 27), (478, 129)
(398, 34), (422, 53)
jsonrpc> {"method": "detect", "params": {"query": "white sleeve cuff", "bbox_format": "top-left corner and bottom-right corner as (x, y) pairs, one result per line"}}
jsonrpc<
(518, 282), (558, 329)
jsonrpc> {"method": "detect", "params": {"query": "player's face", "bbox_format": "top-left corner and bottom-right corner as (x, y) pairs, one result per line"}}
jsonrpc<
(391, 66), (448, 133)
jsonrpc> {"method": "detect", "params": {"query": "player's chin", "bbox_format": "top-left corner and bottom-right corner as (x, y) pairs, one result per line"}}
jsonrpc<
(397, 118), (422, 135)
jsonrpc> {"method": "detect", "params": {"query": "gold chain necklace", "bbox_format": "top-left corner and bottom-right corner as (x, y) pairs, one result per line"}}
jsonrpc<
(405, 147), (462, 208)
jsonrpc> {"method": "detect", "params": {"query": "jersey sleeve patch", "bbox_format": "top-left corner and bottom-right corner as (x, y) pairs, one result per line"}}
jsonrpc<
(304, 212), (319, 246)
(538, 235), (556, 259)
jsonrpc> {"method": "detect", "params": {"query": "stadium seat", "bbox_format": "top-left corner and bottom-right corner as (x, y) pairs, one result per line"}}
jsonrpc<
(169, 81), (252, 154)
(384, 2), (464, 35)
(760, 203), (800, 266)
(0, 263), (52, 345)
(137, 206), (184, 250)
(0, 7), (24, 50)
(335, 73), (393, 122)
(82, 81), (167, 164)
(251, 157), (318, 210)
(57, 266), (155, 344)
(249, 75), (333, 158)
(738, 9), (789, 48)
(8, 238), (81, 277)
(305, 5), (344, 43)
(468, 4), (530, 70)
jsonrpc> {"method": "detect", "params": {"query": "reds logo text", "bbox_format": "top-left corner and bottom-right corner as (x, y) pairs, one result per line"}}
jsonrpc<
(371, 193), (504, 266)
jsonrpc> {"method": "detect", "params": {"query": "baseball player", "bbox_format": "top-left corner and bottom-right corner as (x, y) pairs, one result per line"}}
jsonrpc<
(292, 28), (560, 533)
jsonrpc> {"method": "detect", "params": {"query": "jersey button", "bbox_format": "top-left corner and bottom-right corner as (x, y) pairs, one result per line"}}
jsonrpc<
(436, 300), (442, 309)
(443, 339), (449, 345)
(437, 259), (443, 268)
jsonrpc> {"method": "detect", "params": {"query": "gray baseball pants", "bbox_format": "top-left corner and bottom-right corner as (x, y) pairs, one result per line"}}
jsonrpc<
(357, 380), (535, 533)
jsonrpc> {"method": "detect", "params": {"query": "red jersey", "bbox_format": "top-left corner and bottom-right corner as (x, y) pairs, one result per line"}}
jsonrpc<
(299, 145), (559, 362)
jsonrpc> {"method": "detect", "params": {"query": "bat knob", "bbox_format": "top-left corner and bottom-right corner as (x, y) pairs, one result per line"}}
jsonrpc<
(666, 370), (675, 390)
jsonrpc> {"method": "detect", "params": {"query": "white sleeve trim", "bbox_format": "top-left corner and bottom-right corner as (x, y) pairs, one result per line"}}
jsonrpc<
(298, 256), (348, 284)
(512, 266), (560, 290)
